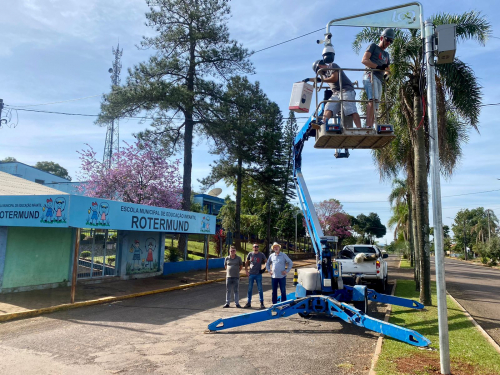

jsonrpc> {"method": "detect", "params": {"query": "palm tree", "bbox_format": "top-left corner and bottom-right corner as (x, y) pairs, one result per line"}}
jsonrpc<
(388, 178), (414, 267)
(353, 12), (490, 305)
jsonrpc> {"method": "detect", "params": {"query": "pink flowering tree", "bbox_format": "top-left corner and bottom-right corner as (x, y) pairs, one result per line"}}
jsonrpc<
(77, 141), (182, 209)
(315, 199), (352, 247)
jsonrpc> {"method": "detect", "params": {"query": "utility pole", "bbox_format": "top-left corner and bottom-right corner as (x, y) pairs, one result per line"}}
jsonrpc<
(463, 216), (467, 261)
(487, 210), (491, 242)
(103, 43), (123, 168)
(0, 99), (4, 127)
(295, 205), (298, 253)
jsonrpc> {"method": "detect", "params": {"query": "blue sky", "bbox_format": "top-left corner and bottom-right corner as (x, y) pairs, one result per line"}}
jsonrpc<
(1, 0), (499, 244)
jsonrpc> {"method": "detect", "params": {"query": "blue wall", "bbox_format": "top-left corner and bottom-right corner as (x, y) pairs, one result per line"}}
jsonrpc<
(163, 258), (225, 276)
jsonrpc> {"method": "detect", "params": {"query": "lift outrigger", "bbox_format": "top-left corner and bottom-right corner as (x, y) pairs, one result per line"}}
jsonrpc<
(208, 6), (431, 348)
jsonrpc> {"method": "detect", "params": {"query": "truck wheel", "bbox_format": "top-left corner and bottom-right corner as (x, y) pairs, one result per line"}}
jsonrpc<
(376, 275), (387, 293)
(353, 292), (368, 314)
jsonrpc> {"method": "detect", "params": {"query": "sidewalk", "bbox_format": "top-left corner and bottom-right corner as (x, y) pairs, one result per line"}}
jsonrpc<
(0, 258), (316, 321)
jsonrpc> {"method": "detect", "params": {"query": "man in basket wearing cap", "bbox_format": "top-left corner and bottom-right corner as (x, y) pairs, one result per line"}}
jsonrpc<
(266, 242), (293, 305)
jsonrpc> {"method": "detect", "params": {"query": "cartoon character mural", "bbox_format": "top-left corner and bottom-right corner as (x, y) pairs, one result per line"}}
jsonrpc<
(145, 237), (156, 269)
(129, 240), (143, 270)
(42, 198), (54, 223)
(200, 216), (210, 233)
(54, 197), (66, 222)
(126, 233), (159, 275)
(88, 202), (99, 225)
(99, 202), (109, 225)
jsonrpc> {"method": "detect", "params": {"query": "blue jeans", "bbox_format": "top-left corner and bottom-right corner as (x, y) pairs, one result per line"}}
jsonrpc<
(247, 274), (264, 303)
(271, 277), (287, 304)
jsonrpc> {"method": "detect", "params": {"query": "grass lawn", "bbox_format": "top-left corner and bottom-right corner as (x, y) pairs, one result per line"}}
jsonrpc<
(164, 239), (306, 262)
(400, 258), (413, 269)
(375, 280), (500, 374)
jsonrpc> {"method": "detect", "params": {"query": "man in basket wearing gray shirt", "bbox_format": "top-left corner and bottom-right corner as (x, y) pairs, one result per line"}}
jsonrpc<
(223, 246), (243, 308)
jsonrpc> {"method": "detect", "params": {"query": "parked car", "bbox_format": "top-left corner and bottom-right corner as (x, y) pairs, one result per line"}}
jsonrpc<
(335, 244), (389, 292)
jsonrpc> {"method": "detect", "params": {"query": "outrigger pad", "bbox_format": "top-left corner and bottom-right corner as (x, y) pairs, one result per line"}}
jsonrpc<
(315, 126), (395, 150)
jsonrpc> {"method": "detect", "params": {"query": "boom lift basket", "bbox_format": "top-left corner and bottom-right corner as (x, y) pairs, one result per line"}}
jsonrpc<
(311, 67), (395, 150)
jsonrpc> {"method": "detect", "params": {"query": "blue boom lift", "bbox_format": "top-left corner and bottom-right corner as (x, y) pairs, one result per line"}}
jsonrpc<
(207, 64), (431, 348)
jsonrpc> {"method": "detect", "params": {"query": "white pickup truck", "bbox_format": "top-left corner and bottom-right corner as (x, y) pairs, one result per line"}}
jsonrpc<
(335, 244), (389, 292)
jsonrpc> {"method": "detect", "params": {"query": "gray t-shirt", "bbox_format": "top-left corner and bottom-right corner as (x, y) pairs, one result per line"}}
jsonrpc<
(225, 255), (242, 278)
(325, 63), (354, 92)
(366, 43), (390, 81)
(246, 252), (267, 275)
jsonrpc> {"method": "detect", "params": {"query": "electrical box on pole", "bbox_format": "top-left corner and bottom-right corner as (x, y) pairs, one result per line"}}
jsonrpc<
(435, 24), (456, 64)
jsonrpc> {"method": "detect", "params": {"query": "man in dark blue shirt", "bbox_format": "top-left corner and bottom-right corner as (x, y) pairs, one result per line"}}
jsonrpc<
(361, 28), (393, 129)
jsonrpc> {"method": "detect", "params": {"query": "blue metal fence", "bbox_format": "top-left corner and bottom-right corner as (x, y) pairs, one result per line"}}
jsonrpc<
(163, 258), (225, 276)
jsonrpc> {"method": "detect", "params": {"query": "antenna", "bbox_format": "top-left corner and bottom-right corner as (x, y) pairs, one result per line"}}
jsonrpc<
(103, 43), (123, 168)
(207, 188), (222, 197)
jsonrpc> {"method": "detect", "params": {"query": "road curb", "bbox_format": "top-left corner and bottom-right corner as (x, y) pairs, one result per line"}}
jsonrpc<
(447, 292), (500, 355)
(369, 255), (401, 375)
(368, 279), (397, 375)
(0, 261), (317, 324)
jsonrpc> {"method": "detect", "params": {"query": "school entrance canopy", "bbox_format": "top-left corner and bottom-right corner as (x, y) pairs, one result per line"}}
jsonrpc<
(0, 194), (215, 235)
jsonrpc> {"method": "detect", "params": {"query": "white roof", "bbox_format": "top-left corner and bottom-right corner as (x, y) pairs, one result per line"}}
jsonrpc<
(0, 171), (68, 196)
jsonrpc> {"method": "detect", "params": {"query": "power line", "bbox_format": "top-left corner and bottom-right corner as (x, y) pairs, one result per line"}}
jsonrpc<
(5, 106), (184, 121)
(316, 188), (500, 205)
(9, 94), (102, 108)
(252, 28), (324, 54)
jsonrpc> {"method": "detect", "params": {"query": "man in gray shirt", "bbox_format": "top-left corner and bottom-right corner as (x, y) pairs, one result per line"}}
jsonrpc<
(304, 59), (362, 129)
(266, 242), (293, 304)
(361, 28), (393, 129)
(243, 243), (267, 309)
(223, 246), (243, 308)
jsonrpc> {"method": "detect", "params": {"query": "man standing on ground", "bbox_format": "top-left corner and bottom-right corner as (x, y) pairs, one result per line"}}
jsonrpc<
(223, 246), (243, 308)
(244, 243), (267, 309)
(266, 242), (293, 305)
(361, 28), (393, 129)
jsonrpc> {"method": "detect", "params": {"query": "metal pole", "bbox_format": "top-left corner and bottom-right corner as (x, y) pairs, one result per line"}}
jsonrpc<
(487, 210), (491, 242)
(463, 218), (467, 261)
(71, 228), (81, 303)
(205, 235), (209, 281)
(295, 208), (298, 253)
(425, 20), (450, 375)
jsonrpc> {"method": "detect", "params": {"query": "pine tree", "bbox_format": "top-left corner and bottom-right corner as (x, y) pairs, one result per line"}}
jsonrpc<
(96, 0), (252, 255)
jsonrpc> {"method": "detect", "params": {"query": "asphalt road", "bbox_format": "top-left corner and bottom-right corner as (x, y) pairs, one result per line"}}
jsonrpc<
(431, 257), (500, 345)
(0, 259), (401, 375)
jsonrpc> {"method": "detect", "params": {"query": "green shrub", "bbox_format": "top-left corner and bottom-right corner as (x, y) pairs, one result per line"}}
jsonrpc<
(80, 250), (91, 258)
(107, 256), (116, 265)
(481, 256), (488, 265)
(168, 247), (180, 262)
(94, 234), (105, 243)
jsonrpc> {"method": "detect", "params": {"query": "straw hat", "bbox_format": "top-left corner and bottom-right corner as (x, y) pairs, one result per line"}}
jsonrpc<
(272, 242), (281, 249)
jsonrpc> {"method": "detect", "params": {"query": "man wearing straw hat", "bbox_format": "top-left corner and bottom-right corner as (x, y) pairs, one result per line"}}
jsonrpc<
(266, 242), (293, 305)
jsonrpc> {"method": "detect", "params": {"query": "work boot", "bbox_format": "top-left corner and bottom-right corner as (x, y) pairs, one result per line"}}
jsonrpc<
(243, 302), (251, 308)
(235, 304), (242, 308)
(260, 302), (265, 309)
(223, 303), (230, 308)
